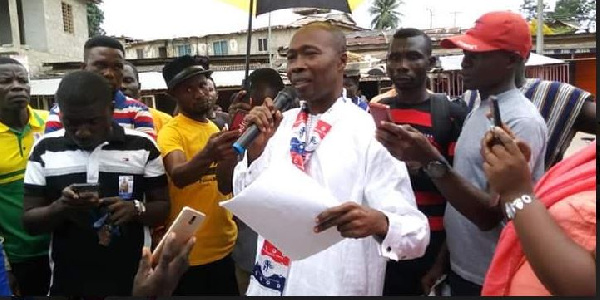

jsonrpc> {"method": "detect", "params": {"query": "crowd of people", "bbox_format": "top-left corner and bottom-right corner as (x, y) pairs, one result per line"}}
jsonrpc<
(0, 10), (596, 297)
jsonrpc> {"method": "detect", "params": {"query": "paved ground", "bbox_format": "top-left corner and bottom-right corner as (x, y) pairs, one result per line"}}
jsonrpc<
(563, 132), (596, 158)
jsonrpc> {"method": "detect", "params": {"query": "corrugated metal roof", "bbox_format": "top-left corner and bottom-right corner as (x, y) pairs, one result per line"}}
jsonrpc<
(438, 53), (565, 71)
(30, 70), (251, 95)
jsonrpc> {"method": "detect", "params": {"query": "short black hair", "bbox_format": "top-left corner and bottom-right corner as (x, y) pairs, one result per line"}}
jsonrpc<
(123, 61), (139, 80)
(248, 68), (284, 92)
(56, 71), (113, 109)
(0, 57), (23, 66)
(84, 36), (124, 61)
(392, 28), (433, 56)
(299, 21), (347, 53)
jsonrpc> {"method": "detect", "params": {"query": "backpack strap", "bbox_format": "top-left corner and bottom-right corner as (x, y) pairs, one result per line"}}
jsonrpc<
(430, 93), (453, 157)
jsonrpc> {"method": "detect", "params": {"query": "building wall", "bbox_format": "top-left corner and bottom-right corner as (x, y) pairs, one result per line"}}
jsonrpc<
(0, 0), (13, 45)
(125, 26), (355, 60)
(21, 0), (48, 51)
(43, 0), (89, 60)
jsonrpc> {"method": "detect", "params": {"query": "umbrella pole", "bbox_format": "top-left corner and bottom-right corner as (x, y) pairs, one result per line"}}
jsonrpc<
(243, 0), (255, 90)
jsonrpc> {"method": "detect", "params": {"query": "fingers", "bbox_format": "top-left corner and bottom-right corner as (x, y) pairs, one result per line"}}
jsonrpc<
(158, 232), (177, 271)
(63, 186), (79, 200)
(244, 106), (273, 133)
(100, 197), (120, 206)
(315, 202), (356, 232)
(492, 128), (522, 156)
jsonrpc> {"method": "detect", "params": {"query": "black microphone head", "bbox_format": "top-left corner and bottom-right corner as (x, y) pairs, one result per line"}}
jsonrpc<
(273, 87), (298, 110)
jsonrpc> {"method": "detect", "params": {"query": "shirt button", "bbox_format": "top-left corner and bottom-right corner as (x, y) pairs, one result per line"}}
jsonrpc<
(386, 247), (392, 252)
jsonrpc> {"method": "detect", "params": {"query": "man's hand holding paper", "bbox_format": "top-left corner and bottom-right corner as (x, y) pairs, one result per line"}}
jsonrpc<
(220, 162), (345, 261)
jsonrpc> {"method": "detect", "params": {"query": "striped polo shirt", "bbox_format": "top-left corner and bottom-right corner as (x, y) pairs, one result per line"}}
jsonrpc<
(380, 96), (467, 234)
(45, 90), (156, 140)
(463, 78), (593, 169)
(24, 123), (167, 296)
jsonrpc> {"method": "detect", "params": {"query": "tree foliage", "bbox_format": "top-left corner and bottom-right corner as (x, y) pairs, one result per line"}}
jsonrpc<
(87, 1), (105, 37)
(369, 0), (403, 30)
(521, 0), (596, 30)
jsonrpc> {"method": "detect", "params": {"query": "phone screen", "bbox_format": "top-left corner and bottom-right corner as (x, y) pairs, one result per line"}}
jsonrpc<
(490, 96), (502, 127)
(369, 103), (391, 125)
(72, 183), (99, 194)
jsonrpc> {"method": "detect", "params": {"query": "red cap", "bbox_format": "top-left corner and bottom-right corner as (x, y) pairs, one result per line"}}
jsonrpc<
(441, 11), (532, 59)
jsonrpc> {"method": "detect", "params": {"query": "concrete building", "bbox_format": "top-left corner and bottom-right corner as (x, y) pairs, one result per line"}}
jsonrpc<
(124, 13), (361, 65)
(0, 0), (94, 77)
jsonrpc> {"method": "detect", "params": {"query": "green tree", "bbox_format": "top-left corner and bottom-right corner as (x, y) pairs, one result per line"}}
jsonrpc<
(548, 0), (596, 29)
(369, 0), (403, 30)
(87, 1), (105, 37)
(520, 0), (548, 20)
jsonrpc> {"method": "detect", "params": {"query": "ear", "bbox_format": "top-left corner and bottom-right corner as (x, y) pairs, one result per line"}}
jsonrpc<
(339, 52), (348, 71)
(428, 56), (437, 71)
(505, 53), (520, 70)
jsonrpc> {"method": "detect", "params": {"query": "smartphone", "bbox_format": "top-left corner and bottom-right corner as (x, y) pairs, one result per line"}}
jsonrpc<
(230, 111), (246, 131)
(152, 206), (205, 261)
(489, 96), (503, 145)
(490, 96), (502, 127)
(71, 183), (99, 194)
(369, 103), (392, 125)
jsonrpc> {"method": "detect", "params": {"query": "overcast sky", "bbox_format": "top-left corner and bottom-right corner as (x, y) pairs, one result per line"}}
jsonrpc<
(100, 0), (558, 40)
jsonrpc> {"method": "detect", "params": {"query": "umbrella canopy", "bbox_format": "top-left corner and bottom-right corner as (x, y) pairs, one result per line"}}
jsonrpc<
(218, 0), (367, 88)
(220, 0), (365, 15)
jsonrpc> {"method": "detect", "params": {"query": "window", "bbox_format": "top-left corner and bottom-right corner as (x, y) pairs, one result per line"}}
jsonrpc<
(61, 2), (74, 34)
(158, 47), (167, 58)
(177, 44), (192, 57)
(136, 49), (144, 59)
(213, 40), (228, 55)
(258, 38), (268, 52)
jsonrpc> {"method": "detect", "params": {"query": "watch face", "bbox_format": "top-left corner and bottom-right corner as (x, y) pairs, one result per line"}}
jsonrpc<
(426, 161), (448, 178)
(514, 199), (524, 210)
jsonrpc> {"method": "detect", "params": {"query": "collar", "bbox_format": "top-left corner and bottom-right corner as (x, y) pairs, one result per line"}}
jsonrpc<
(64, 122), (126, 147)
(0, 106), (44, 133)
(114, 90), (127, 108)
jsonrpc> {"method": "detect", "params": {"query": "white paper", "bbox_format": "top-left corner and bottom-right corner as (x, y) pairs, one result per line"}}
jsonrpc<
(221, 162), (344, 261)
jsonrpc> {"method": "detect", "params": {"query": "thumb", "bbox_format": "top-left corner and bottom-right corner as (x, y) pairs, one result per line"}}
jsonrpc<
(138, 247), (152, 275)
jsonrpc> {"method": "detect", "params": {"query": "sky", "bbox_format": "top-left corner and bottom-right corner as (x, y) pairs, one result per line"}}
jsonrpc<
(100, 0), (558, 41)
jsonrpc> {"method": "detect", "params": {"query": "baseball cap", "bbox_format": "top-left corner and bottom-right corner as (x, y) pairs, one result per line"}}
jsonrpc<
(162, 55), (213, 90)
(441, 11), (532, 59)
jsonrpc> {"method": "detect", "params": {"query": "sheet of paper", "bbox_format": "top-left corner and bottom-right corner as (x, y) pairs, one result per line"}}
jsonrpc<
(220, 162), (344, 261)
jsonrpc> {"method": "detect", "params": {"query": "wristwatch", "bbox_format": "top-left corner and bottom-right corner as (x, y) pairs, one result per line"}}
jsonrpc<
(504, 195), (533, 220)
(422, 157), (451, 179)
(133, 200), (146, 216)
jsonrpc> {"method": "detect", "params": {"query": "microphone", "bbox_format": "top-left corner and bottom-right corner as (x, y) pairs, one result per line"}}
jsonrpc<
(232, 87), (297, 154)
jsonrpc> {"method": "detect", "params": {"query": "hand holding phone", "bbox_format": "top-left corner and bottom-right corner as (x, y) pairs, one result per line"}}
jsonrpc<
(63, 183), (100, 208)
(152, 207), (205, 265)
(369, 103), (392, 126)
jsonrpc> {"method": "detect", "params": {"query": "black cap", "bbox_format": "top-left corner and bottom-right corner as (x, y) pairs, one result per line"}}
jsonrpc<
(162, 55), (213, 90)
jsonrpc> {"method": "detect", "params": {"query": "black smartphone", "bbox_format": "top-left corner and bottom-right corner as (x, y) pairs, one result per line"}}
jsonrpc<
(71, 183), (99, 194)
(489, 96), (503, 145)
(490, 96), (502, 127)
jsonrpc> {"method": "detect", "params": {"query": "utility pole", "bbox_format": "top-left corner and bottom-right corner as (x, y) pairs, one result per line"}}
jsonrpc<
(268, 12), (273, 68)
(426, 7), (435, 29)
(536, 0), (544, 54)
(450, 11), (462, 28)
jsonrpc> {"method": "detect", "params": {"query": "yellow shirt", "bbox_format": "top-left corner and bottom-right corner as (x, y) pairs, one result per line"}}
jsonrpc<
(149, 108), (173, 133)
(0, 107), (46, 184)
(157, 114), (237, 266)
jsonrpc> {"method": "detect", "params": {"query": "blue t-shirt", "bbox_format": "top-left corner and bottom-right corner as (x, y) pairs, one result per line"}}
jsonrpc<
(0, 241), (11, 296)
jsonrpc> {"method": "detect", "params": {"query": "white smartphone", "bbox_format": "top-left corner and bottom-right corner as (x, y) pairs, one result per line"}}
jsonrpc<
(152, 206), (205, 260)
